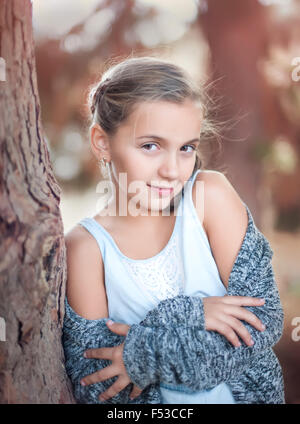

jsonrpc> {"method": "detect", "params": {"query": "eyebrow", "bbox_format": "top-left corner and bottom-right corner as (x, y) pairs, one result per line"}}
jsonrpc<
(137, 135), (200, 144)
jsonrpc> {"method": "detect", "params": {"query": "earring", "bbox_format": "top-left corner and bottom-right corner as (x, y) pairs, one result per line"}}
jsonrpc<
(99, 157), (111, 180)
(100, 157), (108, 167)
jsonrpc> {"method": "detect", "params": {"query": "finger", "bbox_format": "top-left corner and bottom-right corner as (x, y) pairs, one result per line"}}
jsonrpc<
(81, 364), (117, 386)
(84, 347), (115, 360)
(228, 317), (254, 346)
(227, 305), (266, 332)
(222, 296), (265, 307)
(99, 377), (129, 402)
(130, 384), (143, 400)
(106, 320), (131, 336)
(222, 315), (254, 347)
(210, 320), (241, 347)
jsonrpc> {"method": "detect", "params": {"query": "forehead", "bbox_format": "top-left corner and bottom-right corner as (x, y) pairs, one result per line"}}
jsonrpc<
(122, 99), (203, 137)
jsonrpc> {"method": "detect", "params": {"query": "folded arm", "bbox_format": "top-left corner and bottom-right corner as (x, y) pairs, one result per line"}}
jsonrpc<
(62, 298), (161, 403)
(122, 245), (284, 390)
(122, 183), (284, 391)
(63, 225), (160, 403)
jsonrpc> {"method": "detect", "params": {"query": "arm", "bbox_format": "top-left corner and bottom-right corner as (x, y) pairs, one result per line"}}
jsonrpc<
(63, 228), (152, 404)
(122, 173), (284, 390)
(63, 298), (161, 403)
(62, 300), (129, 404)
(122, 244), (283, 391)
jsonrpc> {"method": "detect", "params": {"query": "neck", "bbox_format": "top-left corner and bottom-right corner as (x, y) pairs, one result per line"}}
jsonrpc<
(99, 181), (177, 227)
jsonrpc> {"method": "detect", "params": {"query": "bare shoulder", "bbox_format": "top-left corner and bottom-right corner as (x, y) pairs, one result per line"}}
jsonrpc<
(64, 224), (108, 319)
(192, 170), (247, 233)
(193, 169), (237, 200)
(64, 224), (100, 259)
(192, 170), (248, 288)
(191, 170), (226, 235)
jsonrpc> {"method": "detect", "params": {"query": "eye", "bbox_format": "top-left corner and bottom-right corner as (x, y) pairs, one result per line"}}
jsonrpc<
(141, 143), (158, 151)
(181, 145), (196, 153)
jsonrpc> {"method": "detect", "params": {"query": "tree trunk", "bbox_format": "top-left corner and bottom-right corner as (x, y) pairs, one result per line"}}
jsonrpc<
(0, 0), (75, 403)
(199, 0), (270, 225)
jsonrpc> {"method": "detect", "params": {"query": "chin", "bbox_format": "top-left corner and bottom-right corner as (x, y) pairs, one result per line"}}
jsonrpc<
(128, 199), (170, 217)
(127, 191), (177, 216)
(147, 197), (174, 216)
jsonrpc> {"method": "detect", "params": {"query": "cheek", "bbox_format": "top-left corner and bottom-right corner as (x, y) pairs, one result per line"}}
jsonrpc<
(124, 155), (147, 180)
(111, 154), (131, 176)
(112, 146), (140, 170)
(179, 160), (195, 180)
(112, 156), (147, 189)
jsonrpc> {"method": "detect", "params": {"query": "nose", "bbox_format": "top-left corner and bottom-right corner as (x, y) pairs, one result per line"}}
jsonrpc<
(158, 151), (180, 182)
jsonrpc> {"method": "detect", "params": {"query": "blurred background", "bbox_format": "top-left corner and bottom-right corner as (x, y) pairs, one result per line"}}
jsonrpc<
(32, 0), (300, 403)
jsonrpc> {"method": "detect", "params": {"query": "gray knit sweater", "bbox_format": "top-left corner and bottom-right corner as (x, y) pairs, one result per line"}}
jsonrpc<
(62, 204), (285, 404)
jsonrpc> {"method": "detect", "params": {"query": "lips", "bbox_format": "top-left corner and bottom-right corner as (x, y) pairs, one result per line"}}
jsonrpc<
(147, 184), (174, 197)
(147, 184), (173, 190)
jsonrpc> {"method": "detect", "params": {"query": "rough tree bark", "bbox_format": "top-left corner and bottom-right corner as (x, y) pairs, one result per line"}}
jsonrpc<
(0, 0), (75, 403)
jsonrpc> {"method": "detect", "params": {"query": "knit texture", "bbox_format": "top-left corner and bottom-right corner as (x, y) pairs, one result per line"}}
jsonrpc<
(62, 204), (285, 404)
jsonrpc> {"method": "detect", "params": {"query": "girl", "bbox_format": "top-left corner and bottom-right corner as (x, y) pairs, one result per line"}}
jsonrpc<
(62, 56), (285, 404)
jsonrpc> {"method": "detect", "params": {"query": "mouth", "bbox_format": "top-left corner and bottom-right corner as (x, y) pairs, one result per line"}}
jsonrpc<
(147, 184), (174, 197)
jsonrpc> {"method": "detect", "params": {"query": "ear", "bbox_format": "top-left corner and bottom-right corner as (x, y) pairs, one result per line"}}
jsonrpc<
(90, 123), (111, 161)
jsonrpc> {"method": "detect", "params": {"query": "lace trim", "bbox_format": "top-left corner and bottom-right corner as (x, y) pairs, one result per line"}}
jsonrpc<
(121, 232), (185, 305)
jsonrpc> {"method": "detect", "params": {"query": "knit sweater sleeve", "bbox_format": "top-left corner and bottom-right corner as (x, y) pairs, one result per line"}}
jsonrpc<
(62, 298), (161, 404)
(122, 208), (284, 391)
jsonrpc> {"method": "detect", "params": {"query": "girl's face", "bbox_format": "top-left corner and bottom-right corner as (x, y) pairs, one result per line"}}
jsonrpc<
(107, 99), (202, 215)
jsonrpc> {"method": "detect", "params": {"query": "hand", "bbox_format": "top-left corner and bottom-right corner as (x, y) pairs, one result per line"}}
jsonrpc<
(203, 295), (266, 347)
(80, 321), (143, 402)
